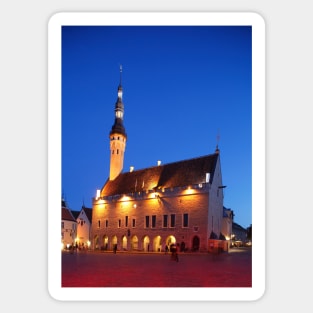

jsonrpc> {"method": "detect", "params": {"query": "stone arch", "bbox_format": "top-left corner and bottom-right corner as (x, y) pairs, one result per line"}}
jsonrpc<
(153, 235), (162, 252)
(112, 235), (118, 250)
(131, 235), (139, 250)
(165, 235), (177, 251)
(122, 235), (127, 250)
(102, 235), (109, 250)
(93, 234), (99, 250)
(143, 235), (150, 252)
(192, 235), (200, 251)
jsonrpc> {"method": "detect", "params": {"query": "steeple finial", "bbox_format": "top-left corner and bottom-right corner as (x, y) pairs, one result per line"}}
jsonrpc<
(215, 129), (220, 154)
(119, 64), (123, 85)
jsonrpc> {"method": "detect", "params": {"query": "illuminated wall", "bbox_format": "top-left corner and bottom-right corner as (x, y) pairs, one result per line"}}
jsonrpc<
(91, 184), (216, 252)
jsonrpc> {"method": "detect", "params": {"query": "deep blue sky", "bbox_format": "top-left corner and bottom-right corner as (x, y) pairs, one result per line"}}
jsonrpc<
(62, 25), (252, 228)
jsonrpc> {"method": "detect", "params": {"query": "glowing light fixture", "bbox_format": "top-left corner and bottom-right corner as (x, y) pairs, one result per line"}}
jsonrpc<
(96, 189), (100, 199)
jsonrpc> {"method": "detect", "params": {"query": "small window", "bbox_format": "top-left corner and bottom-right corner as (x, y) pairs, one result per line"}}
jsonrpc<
(98, 220), (100, 228)
(105, 220), (108, 228)
(125, 216), (128, 227)
(152, 215), (156, 228)
(132, 218), (136, 228)
(183, 213), (189, 228)
(170, 214), (175, 227)
(118, 219), (121, 228)
(145, 216), (150, 228)
(163, 215), (168, 228)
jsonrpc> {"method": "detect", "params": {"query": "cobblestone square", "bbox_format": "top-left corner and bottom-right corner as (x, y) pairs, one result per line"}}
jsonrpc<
(62, 248), (252, 288)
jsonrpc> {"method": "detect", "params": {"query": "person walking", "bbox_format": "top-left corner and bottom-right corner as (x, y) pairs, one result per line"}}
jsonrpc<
(170, 244), (179, 262)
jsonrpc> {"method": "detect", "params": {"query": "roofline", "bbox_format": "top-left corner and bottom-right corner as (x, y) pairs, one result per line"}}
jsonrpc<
(122, 152), (219, 174)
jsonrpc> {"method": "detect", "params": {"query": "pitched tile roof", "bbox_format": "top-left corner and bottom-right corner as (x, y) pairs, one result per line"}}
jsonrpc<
(71, 210), (80, 220)
(101, 153), (219, 196)
(62, 207), (77, 222)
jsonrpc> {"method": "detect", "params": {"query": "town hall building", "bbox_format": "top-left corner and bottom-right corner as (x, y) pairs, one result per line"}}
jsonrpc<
(91, 69), (231, 252)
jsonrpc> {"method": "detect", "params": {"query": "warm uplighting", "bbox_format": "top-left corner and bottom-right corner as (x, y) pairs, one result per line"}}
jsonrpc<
(185, 186), (194, 195)
(120, 195), (131, 202)
(153, 192), (159, 199)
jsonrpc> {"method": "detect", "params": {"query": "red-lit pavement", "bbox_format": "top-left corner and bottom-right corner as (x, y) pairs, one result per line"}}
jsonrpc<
(62, 248), (252, 288)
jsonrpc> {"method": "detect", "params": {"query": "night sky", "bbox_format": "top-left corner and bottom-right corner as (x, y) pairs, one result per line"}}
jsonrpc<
(61, 25), (252, 228)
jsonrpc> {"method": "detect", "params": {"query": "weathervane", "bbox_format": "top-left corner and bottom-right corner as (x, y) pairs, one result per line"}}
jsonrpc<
(216, 129), (220, 147)
(119, 64), (123, 84)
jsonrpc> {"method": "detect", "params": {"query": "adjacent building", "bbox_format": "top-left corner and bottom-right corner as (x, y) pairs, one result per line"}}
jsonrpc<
(61, 199), (77, 249)
(74, 205), (93, 249)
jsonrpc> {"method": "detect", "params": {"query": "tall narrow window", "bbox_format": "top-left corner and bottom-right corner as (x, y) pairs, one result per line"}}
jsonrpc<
(125, 216), (128, 227)
(98, 220), (100, 228)
(183, 213), (189, 228)
(132, 218), (136, 228)
(105, 219), (108, 228)
(152, 215), (156, 228)
(118, 219), (121, 228)
(145, 216), (150, 228)
(170, 214), (176, 227)
(163, 215), (168, 228)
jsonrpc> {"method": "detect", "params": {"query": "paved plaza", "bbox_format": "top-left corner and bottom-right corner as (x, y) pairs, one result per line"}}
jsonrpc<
(62, 247), (252, 288)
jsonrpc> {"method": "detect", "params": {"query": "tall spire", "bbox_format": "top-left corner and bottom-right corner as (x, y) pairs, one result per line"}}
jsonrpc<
(110, 65), (126, 137)
(109, 66), (127, 180)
